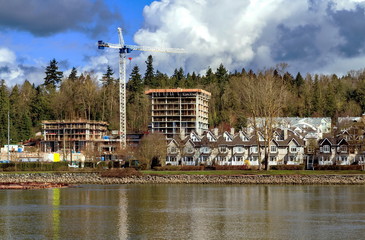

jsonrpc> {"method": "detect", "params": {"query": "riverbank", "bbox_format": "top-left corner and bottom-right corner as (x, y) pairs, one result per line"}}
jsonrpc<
(0, 182), (69, 189)
(0, 172), (365, 185)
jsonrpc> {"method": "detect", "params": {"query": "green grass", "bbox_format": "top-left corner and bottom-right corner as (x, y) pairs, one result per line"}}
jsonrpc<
(141, 170), (365, 176)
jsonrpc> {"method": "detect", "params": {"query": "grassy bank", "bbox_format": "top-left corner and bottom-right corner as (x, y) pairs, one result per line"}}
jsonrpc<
(142, 170), (365, 175)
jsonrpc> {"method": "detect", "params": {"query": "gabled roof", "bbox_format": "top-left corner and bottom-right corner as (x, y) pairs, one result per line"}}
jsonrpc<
(319, 138), (336, 146)
(222, 131), (233, 142)
(190, 131), (201, 142)
(206, 130), (217, 142)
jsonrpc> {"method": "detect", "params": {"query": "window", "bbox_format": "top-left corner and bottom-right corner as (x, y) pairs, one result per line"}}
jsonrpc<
(186, 147), (194, 153)
(270, 145), (277, 153)
(200, 147), (210, 154)
(250, 146), (258, 153)
(219, 146), (227, 153)
(235, 146), (244, 153)
(170, 147), (177, 153)
(251, 156), (258, 162)
(339, 145), (347, 153)
(241, 136), (249, 141)
(290, 146), (297, 153)
(289, 156), (296, 161)
(323, 145), (330, 153)
(270, 156), (277, 162)
(236, 156), (243, 161)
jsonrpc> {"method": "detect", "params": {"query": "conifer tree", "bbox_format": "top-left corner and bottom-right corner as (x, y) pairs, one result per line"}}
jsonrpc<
(0, 80), (9, 145)
(144, 55), (155, 87)
(44, 58), (63, 88)
(68, 67), (78, 81)
(101, 66), (115, 86)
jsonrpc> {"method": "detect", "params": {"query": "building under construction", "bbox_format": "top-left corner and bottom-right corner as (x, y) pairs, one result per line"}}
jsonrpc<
(41, 120), (111, 152)
(145, 89), (211, 138)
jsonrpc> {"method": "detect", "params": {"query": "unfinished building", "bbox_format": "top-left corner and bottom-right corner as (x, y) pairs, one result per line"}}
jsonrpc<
(145, 88), (211, 138)
(41, 120), (110, 152)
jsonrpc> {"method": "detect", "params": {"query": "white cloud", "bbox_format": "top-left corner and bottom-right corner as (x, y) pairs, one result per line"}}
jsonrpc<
(131, 0), (365, 76)
(0, 47), (46, 86)
(0, 47), (16, 64)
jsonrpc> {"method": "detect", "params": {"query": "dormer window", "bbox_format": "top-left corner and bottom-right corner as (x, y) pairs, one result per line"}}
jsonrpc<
(207, 133), (216, 142)
(191, 134), (200, 142)
(224, 135), (232, 141)
(241, 135), (249, 141)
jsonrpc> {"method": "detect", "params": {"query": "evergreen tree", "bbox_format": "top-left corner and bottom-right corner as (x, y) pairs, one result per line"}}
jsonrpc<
(144, 55), (155, 87)
(44, 58), (63, 88)
(294, 72), (304, 97)
(0, 80), (9, 145)
(202, 67), (215, 85)
(215, 63), (228, 87)
(68, 67), (78, 81)
(101, 66), (115, 86)
(127, 65), (143, 104)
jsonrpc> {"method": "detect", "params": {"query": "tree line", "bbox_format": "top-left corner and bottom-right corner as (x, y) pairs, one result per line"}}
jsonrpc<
(1, 57), (365, 146)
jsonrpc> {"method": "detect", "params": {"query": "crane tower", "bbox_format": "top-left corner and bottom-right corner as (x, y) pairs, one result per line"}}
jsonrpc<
(98, 27), (185, 147)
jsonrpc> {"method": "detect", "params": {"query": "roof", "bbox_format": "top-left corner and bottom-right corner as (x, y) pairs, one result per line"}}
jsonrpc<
(145, 88), (211, 96)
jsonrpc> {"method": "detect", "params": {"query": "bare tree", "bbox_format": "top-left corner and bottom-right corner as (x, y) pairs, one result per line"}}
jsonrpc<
(241, 70), (288, 170)
(137, 132), (167, 169)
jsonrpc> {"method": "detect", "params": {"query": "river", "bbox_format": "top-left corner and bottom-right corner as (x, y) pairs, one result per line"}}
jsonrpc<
(0, 184), (364, 239)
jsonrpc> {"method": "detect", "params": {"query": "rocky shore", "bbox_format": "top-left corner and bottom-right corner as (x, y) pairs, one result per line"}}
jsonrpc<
(0, 172), (365, 185)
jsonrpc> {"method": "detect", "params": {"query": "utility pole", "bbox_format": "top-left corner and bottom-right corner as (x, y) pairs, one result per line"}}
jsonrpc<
(98, 27), (185, 147)
(7, 111), (10, 161)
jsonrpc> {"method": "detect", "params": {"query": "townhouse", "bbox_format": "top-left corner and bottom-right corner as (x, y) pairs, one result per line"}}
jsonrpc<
(166, 128), (306, 166)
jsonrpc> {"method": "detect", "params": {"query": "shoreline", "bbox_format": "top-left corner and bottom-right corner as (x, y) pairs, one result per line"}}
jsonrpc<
(0, 172), (365, 185)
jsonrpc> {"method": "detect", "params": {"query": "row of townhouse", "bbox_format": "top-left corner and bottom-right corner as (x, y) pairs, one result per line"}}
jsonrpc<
(314, 128), (365, 166)
(166, 129), (306, 166)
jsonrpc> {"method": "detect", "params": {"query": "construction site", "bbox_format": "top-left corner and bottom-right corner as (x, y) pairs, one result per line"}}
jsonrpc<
(145, 88), (211, 139)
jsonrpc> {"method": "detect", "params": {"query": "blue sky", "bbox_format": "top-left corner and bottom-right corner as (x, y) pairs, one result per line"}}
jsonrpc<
(2, 0), (365, 86)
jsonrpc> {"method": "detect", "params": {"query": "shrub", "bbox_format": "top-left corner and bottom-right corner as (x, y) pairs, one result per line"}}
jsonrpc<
(100, 168), (142, 178)
(180, 165), (204, 171)
(213, 165), (249, 170)
(315, 165), (361, 170)
(270, 165), (305, 170)
(154, 165), (181, 171)
(153, 165), (204, 171)
(0, 162), (69, 171)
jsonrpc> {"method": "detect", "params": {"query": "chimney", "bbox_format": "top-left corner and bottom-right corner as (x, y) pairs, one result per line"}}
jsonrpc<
(284, 128), (288, 140)
(230, 127), (235, 136)
(213, 128), (219, 137)
(180, 128), (185, 140)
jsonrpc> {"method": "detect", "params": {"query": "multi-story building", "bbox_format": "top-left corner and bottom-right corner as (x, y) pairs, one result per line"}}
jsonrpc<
(145, 88), (211, 138)
(41, 120), (109, 152)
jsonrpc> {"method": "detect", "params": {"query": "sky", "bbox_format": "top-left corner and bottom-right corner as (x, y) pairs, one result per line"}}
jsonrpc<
(1, 0), (365, 86)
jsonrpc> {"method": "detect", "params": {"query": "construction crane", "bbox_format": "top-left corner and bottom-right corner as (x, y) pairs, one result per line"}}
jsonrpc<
(98, 27), (185, 147)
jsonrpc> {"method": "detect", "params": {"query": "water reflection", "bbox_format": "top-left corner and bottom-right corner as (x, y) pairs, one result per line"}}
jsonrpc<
(0, 185), (364, 239)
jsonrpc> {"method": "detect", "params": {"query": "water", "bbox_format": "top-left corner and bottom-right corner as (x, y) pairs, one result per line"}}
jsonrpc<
(0, 184), (364, 240)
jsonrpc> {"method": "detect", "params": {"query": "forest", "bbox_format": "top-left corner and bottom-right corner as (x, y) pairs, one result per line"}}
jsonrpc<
(1, 56), (365, 146)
